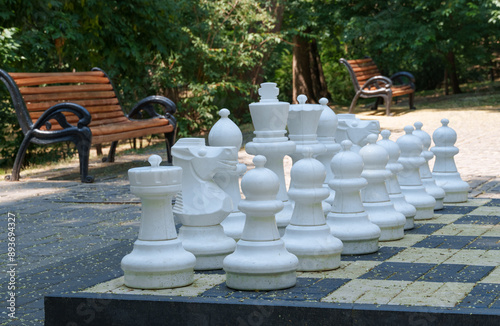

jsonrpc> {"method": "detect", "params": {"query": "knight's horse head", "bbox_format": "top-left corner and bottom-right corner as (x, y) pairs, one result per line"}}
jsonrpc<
(172, 138), (238, 180)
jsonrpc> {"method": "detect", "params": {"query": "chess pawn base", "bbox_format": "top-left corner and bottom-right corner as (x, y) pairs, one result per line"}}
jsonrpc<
(221, 211), (246, 240)
(327, 212), (380, 255)
(363, 202), (405, 241)
(282, 224), (342, 271)
(224, 239), (298, 290)
(178, 225), (236, 270)
(121, 239), (196, 289)
(400, 185), (436, 220)
(422, 178), (445, 210)
(389, 193), (416, 230)
(433, 172), (469, 203)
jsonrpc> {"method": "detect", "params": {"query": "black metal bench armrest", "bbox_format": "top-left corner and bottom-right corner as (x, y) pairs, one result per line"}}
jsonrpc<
(33, 102), (92, 131)
(128, 95), (177, 120)
(360, 76), (393, 90)
(390, 71), (416, 88)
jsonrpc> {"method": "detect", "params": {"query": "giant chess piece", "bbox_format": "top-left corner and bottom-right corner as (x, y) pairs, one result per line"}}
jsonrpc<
(360, 134), (406, 241)
(223, 155), (298, 290)
(245, 82), (295, 235)
(282, 148), (343, 271)
(316, 98), (341, 206)
(327, 140), (381, 255)
(172, 138), (236, 270)
(287, 94), (329, 214)
(208, 108), (247, 240)
(431, 119), (470, 203)
(287, 94), (326, 163)
(377, 130), (416, 230)
(336, 114), (380, 152)
(413, 121), (446, 210)
(397, 126), (436, 220)
(122, 155), (196, 289)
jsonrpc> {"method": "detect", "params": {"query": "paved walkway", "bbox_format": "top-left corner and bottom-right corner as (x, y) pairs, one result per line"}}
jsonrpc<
(0, 107), (499, 325)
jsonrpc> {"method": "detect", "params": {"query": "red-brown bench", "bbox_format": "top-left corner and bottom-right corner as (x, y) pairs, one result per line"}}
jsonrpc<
(0, 67), (177, 183)
(340, 57), (416, 115)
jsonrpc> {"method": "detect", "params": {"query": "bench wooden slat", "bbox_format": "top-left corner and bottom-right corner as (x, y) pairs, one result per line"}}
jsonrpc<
(26, 98), (120, 111)
(23, 91), (117, 102)
(13, 76), (110, 87)
(19, 84), (114, 95)
(93, 125), (174, 145)
(347, 58), (373, 64)
(9, 71), (105, 78)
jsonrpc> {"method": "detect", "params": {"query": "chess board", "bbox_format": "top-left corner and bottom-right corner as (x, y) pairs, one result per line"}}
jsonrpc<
(46, 198), (500, 325)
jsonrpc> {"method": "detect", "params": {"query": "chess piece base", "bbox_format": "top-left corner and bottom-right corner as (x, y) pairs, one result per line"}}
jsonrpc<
(121, 239), (196, 289)
(433, 172), (469, 203)
(223, 239), (298, 290)
(422, 178), (445, 210)
(282, 224), (342, 271)
(179, 225), (236, 270)
(400, 185), (436, 220)
(363, 202), (405, 241)
(327, 211), (380, 255)
(389, 193), (415, 230)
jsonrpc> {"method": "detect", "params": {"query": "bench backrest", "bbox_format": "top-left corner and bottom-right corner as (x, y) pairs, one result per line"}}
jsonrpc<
(341, 58), (382, 91)
(2, 68), (125, 133)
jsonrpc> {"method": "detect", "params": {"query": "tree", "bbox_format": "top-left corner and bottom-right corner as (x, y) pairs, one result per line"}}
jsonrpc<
(338, 0), (500, 94)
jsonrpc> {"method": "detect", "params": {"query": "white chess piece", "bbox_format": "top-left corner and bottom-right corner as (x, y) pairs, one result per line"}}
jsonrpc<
(223, 155), (298, 290)
(413, 121), (446, 210)
(397, 126), (436, 220)
(245, 82), (295, 235)
(360, 134), (406, 241)
(327, 140), (381, 255)
(122, 155), (196, 289)
(377, 130), (416, 230)
(431, 119), (470, 203)
(316, 98), (341, 207)
(208, 108), (247, 240)
(172, 138), (237, 270)
(282, 148), (343, 271)
(287, 94), (329, 214)
(336, 114), (380, 152)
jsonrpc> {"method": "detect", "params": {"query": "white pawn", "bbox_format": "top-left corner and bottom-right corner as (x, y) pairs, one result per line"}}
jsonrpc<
(360, 134), (406, 241)
(431, 119), (469, 203)
(208, 108), (247, 240)
(327, 140), (381, 255)
(397, 126), (436, 220)
(223, 155), (298, 290)
(316, 98), (341, 206)
(122, 155), (196, 289)
(377, 130), (416, 230)
(282, 148), (343, 271)
(413, 122), (446, 210)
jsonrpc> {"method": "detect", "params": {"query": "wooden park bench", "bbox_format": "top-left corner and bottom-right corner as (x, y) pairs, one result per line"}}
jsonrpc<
(340, 57), (416, 115)
(0, 68), (177, 183)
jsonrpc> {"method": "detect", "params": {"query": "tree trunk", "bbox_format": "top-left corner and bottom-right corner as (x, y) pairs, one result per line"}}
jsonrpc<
(446, 51), (461, 94)
(292, 32), (331, 104)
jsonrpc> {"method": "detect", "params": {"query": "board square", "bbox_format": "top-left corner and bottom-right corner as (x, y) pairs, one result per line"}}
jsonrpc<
(418, 264), (495, 283)
(454, 215), (500, 225)
(358, 262), (435, 281)
(457, 283), (500, 308)
(341, 246), (405, 261)
(439, 206), (479, 215)
(464, 236), (500, 250)
(412, 235), (477, 249)
(405, 223), (447, 235)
